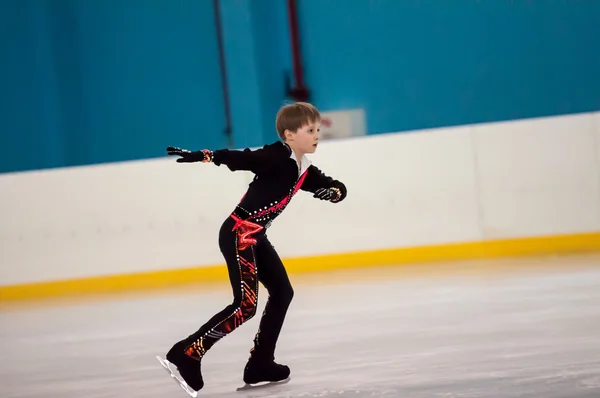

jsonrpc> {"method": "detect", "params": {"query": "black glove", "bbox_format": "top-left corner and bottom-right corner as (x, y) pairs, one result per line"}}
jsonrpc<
(313, 187), (341, 202)
(166, 147), (213, 163)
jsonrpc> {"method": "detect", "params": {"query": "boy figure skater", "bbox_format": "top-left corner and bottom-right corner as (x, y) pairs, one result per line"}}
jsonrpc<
(159, 102), (347, 395)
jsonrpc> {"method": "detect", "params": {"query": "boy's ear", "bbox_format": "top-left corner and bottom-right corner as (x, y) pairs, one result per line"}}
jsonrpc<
(284, 129), (295, 141)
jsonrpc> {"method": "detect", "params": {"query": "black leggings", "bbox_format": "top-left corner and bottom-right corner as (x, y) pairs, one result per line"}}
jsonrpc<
(182, 215), (294, 362)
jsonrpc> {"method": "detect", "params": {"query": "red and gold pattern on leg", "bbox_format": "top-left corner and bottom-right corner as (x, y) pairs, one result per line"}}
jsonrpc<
(185, 339), (206, 360)
(184, 221), (261, 361)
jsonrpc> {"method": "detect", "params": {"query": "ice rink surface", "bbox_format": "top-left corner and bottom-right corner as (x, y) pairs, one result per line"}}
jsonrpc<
(2, 254), (600, 398)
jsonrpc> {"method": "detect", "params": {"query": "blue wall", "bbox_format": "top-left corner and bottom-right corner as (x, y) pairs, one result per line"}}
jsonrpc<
(1, 0), (67, 172)
(298, 0), (600, 135)
(0, 0), (232, 173)
(2, 0), (600, 173)
(72, 0), (228, 166)
(218, 0), (292, 149)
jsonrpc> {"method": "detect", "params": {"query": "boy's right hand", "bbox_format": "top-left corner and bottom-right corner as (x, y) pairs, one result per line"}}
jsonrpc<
(166, 147), (213, 163)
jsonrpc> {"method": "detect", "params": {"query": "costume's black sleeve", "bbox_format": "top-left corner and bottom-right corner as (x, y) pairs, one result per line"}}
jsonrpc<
(301, 165), (347, 203)
(212, 144), (281, 174)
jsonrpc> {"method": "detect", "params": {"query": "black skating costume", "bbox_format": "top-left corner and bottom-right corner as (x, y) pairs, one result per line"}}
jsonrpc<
(165, 141), (347, 391)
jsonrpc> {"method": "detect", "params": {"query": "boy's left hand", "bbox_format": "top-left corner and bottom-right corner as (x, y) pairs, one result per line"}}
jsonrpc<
(313, 187), (341, 202)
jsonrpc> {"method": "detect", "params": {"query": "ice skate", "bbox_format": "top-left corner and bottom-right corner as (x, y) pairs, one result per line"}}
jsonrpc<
(237, 355), (291, 391)
(157, 342), (204, 397)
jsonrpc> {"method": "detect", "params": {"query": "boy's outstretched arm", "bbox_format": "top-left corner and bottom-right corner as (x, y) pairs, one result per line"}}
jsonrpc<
(166, 144), (281, 174)
(301, 165), (347, 203)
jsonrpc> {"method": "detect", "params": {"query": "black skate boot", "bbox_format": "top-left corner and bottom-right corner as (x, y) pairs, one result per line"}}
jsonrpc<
(159, 340), (204, 395)
(242, 352), (290, 386)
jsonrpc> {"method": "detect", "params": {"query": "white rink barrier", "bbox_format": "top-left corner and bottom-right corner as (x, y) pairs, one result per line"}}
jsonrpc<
(1, 111), (600, 288)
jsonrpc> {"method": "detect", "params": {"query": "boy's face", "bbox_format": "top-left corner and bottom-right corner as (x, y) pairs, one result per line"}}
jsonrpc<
(286, 120), (321, 154)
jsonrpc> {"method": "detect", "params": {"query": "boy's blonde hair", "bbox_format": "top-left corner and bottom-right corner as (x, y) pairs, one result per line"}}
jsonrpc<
(275, 102), (321, 141)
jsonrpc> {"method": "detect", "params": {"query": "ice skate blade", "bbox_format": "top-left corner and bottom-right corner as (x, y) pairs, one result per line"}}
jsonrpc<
(236, 377), (291, 392)
(156, 356), (198, 398)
